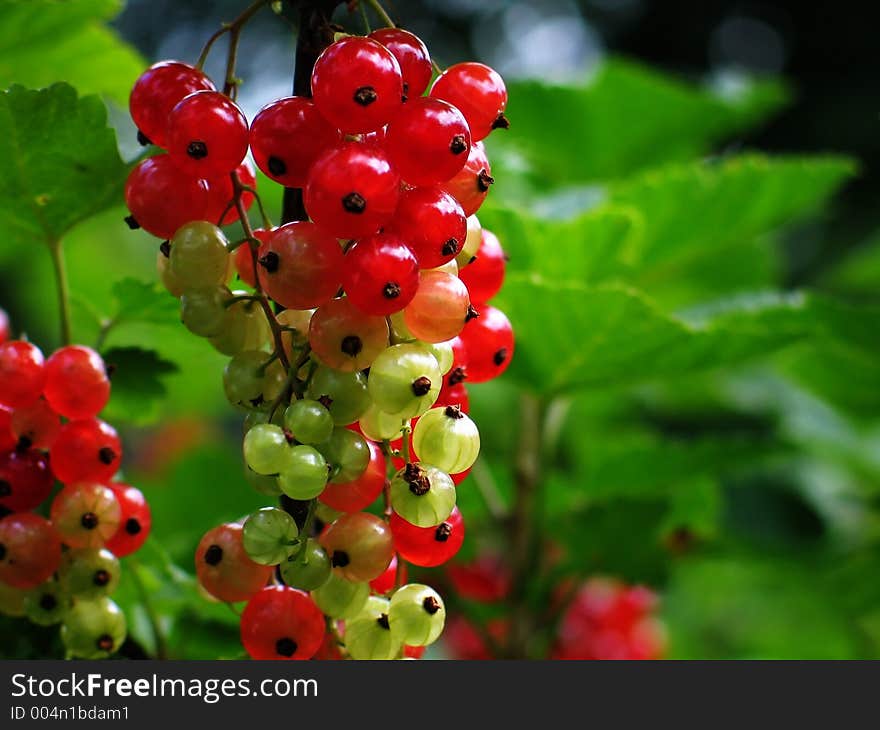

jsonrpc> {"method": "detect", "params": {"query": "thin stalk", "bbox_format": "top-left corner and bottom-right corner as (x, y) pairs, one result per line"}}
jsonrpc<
(129, 557), (168, 659)
(364, 0), (395, 28)
(48, 239), (72, 346)
(196, 0), (272, 70)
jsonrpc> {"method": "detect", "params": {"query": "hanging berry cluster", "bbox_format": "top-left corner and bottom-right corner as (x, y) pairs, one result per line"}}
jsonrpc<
(0, 310), (151, 658)
(124, 7), (513, 660)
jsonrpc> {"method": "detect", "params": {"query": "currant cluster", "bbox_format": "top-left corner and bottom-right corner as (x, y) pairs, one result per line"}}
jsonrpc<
(125, 22), (512, 659)
(0, 310), (151, 658)
(442, 562), (667, 660)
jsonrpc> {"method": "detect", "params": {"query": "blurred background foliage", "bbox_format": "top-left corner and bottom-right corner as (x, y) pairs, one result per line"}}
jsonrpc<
(1, 0), (879, 659)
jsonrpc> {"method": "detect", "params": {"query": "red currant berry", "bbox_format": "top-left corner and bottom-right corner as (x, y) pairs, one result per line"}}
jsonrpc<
(458, 304), (514, 382)
(311, 36), (403, 133)
(440, 140), (493, 217)
(304, 142), (401, 239)
(249, 97), (341, 187)
(167, 90), (249, 178)
(318, 512), (393, 582)
(104, 483), (151, 558)
(257, 222), (344, 310)
(124, 154), (211, 239)
(308, 297), (390, 372)
(403, 270), (471, 343)
(385, 97), (471, 186)
(0, 340), (46, 409)
(430, 62), (508, 141)
(341, 233), (420, 316)
(240, 585), (325, 660)
(0, 449), (54, 513)
(0, 513), (62, 589)
(44, 345), (110, 420)
(50, 482), (121, 549)
(368, 28), (433, 99)
(10, 398), (60, 450)
(0, 407), (14, 452)
(196, 523), (273, 603)
(390, 506), (464, 567)
(204, 159), (256, 226)
(444, 335), (469, 390)
(50, 418), (122, 484)
(369, 553), (406, 594)
(436, 381), (470, 415)
(319, 439), (386, 513)
(459, 228), (506, 303)
(390, 187), (466, 268)
(129, 61), (215, 148)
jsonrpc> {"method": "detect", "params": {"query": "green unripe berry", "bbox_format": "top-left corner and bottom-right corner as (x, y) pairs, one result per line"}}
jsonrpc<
(279, 539), (331, 591)
(306, 367), (371, 425)
(58, 548), (120, 600)
(358, 403), (407, 442)
(180, 286), (231, 337)
(24, 581), (69, 626)
(317, 428), (370, 484)
(389, 463), (456, 527)
(60, 597), (127, 659)
(169, 221), (230, 289)
(242, 507), (299, 565)
(284, 399), (334, 445)
(417, 340), (454, 375)
(312, 572), (370, 619)
(344, 595), (402, 660)
(242, 423), (289, 475)
(277, 445), (329, 499)
(368, 344), (441, 419)
(412, 405), (480, 474)
(389, 583), (446, 647)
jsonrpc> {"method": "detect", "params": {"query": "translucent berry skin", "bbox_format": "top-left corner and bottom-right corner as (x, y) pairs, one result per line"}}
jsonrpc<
(0, 341), (46, 409)
(344, 594), (401, 660)
(50, 482), (121, 549)
(0, 513), (63, 589)
(104, 483), (151, 558)
(389, 464), (456, 528)
(10, 398), (60, 450)
(385, 98), (471, 186)
(124, 155), (211, 239)
(412, 406), (480, 474)
(319, 439), (385, 513)
(304, 143), (401, 240)
(250, 97), (341, 187)
(279, 538), (331, 591)
(389, 583), (446, 646)
(404, 270), (471, 343)
(436, 380), (470, 416)
(60, 596), (127, 659)
(367, 343), (442, 418)
(341, 233), (420, 316)
(166, 90), (249, 178)
(390, 506), (464, 567)
(459, 305), (514, 382)
(195, 523), (273, 603)
(311, 36), (403, 133)
(0, 406), (15, 452)
(0, 449), (54, 513)
(44, 345), (110, 420)
(204, 159), (256, 226)
(258, 222), (344, 310)
(170, 221), (230, 289)
(129, 60), (215, 148)
(441, 141), (492, 217)
(370, 553), (405, 595)
(430, 62), (508, 141)
(50, 418), (122, 485)
(241, 585), (325, 660)
(460, 228), (506, 304)
(309, 297), (389, 372)
(368, 28), (432, 99)
(319, 512), (394, 583)
(391, 187), (467, 269)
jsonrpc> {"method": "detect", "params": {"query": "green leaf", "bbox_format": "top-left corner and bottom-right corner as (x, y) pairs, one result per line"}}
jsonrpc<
(101, 346), (179, 425)
(488, 58), (787, 187)
(0, 0), (144, 105)
(0, 83), (128, 248)
(494, 278), (814, 395)
(110, 277), (179, 327)
(610, 155), (856, 285)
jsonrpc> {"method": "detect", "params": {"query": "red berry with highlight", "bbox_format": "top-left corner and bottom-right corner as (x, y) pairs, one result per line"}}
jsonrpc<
(440, 141), (493, 217)
(430, 62), (508, 141)
(50, 418), (122, 484)
(390, 506), (464, 567)
(319, 439), (386, 513)
(240, 585), (325, 660)
(391, 187), (467, 268)
(0, 341), (46, 409)
(0, 513), (62, 589)
(104, 483), (152, 558)
(458, 305), (514, 382)
(311, 36), (403, 133)
(196, 523), (273, 603)
(250, 97), (341, 187)
(44, 345), (111, 420)
(0, 449), (54, 513)
(50, 482), (121, 549)
(341, 233), (420, 316)
(459, 228), (506, 303)
(10, 399), (60, 450)
(368, 28), (433, 99)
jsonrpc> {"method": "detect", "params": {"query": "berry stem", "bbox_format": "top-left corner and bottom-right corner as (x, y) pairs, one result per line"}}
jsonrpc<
(363, 0), (395, 28)
(195, 0), (273, 71)
(504, 392), (545, 658)
(47, 238), (72, 346)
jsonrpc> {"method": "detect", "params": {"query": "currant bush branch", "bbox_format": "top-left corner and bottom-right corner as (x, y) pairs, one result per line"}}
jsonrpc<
(47, 238), (72, 346)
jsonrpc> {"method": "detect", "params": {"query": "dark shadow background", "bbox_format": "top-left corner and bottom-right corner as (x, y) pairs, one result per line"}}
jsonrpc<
(112, 0), (880, 288)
